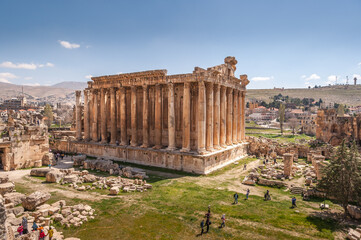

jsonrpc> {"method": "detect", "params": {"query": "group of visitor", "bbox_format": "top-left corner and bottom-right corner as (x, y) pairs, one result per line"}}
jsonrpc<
(17, 217), (54, 240)
(199, 189), (298, 236)
(199, 205), (227, 235)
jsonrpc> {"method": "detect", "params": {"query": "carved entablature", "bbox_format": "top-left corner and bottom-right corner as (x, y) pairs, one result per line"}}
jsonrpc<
(88, 57), (249, 91)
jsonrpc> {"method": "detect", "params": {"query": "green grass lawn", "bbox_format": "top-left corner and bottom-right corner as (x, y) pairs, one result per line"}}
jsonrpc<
(16, 157), (345, 239)
(52, 178), (344, 240)
(247, 133), (315, 143)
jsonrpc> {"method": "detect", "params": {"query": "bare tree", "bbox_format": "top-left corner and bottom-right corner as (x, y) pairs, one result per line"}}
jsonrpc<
(288, 118), (300, 135)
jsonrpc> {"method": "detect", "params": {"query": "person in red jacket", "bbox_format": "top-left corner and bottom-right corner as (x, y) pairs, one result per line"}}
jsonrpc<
(17, 224), (23, 235)
(39, 229), (46, 240)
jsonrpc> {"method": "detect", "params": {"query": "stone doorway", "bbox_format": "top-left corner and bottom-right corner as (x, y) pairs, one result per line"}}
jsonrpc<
(0, 148), (4, 170)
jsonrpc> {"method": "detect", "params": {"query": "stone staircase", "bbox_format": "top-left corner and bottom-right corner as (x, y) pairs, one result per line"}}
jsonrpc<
(348, 227), (361, 240)
(290, 186), (304, 195)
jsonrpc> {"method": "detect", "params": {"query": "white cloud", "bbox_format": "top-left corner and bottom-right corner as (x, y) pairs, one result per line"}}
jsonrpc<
(0, 72), (17, 83)
(326, 75), (339, 85)
(0, 61), (37, 70)
(304, 74), (320, 81)
(38, 62), (54, 68)
(0, 61), (54, 70)
(59, 40), (80, 49)
(85, 75), (93, 79)
(358, 62), (361, 66)
(251, 76), (274, 81)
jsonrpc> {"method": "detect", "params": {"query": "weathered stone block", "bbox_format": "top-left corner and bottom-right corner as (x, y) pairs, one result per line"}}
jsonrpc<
(22, 191), (51, 211)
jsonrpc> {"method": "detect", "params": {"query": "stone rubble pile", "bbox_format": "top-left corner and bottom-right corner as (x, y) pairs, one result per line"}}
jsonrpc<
(105, 177), (152, 195)
(247, 136), (334, 160)
(242, 152), (324, 190)
(72, 155), (149, 179)
(29, 166), (153, 195)
(29, 201), (96, 228)
(2, 186), (88, 239)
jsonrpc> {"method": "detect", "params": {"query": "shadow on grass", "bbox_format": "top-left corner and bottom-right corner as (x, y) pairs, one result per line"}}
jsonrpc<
(305, 212), (344, 233)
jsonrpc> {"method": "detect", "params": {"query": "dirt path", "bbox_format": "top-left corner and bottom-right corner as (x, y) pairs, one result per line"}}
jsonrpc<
(178, 159), (269, 197)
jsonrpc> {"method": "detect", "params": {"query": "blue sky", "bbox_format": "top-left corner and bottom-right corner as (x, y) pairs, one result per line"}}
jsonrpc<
(0, 0), (360, 89)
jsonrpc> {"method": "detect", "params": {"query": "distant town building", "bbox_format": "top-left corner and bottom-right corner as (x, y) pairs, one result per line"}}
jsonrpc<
(0, 96), (38, 111)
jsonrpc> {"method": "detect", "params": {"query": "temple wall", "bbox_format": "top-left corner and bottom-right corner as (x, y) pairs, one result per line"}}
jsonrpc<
(52, 140), (247, 174)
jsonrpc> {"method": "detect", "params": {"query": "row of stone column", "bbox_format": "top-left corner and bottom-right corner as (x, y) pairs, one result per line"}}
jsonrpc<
(75, 82), (246, 154)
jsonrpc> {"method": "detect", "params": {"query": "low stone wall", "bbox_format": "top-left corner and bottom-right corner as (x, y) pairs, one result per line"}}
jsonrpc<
(0, 196), (6, 240)
(51, 140), (248, 174)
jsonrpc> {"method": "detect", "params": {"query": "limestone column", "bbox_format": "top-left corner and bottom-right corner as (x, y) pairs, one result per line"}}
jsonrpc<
(283, 153), (294, 177)
(167, 83), (176, 150)
(120, 87), (127, 145)
(110, 87), (117, 144)
(237, 90), (242, 142)
(154, 84), (162, 149)
(83, 89), (90, 141)
(206, 82), (214, 151)
(92, 89), (98, 142)
(233, 89), (238, 144)
(100, 88), (107, 144)
(181, 82), (191, 152)
(198, 81), (206, 154)
(213, 84), (220, 149)
(131, 86), (137, 146)
(220, 86), (226, 147)
(141, 85), (149, 148)
(241, 91), (246, 140)
(75, 90), (82, 141)
(226, 88), (233, 145)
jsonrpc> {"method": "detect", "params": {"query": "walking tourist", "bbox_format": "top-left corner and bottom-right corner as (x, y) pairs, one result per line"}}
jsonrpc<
(292, 197), (297, 208)
(22, 217), (28, 234)
(264, 190), (271, 201)
(205, 218), (211, 233)
(243, 163), (247, 170)
(17, 224), (23, 235)
(47, 226), (54, 240)
(233, 192), (239, 204)
(245, 189), (250, 200)
(200, 219), (205, 235)
(220, 214), (226, 228)
(39, 229), (45, 240)
(32, 221), (38, 231)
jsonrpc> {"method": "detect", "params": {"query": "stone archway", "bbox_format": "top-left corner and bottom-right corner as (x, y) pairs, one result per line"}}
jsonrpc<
(330, 123), (338, 134)
(0, 148), (4, 170)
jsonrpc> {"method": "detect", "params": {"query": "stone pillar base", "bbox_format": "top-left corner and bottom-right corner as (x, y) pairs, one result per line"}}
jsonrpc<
(180, 148), (190, 152)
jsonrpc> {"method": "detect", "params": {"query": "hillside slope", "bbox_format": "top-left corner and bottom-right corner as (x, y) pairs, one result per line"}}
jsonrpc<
(247, 85), (361, 106)
(52, 81), (88, 90)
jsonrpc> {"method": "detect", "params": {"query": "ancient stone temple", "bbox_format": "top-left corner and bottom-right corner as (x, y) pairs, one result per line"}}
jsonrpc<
(70, 57), (249, 174)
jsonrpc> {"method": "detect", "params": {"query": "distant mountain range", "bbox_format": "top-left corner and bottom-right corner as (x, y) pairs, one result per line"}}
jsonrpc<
(0, 81), (88, 105)
(51, 81), (88, 90)
(1, 80), (360, 107)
